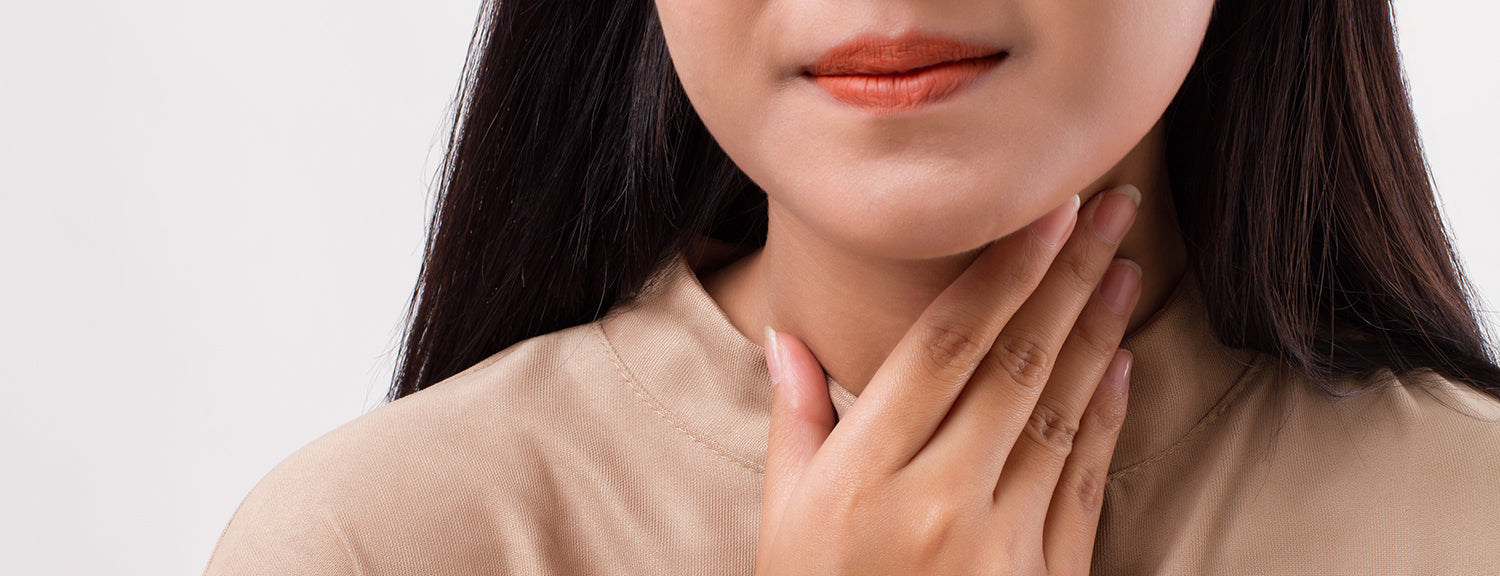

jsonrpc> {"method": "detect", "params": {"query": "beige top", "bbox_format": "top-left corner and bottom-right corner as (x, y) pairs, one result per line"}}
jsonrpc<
(203, 250), (1500, 575)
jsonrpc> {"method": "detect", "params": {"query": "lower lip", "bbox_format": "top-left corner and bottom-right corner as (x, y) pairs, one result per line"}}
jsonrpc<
(810, 54), (1005, 114)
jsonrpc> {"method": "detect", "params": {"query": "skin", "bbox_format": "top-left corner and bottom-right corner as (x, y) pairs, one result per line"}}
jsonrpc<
(760, 188), (1140, 574)
(654, 0), (1214, 572)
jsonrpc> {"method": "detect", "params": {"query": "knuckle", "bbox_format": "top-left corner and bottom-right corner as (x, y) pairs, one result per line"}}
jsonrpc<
(1055, 249), (1097, 291)
(917, 317), (988, 382)
(989, 332), (1051, 389)
(1023, 401), (1079, 455)
(1004, 235), (1056, 288)
(1071, 316), (1119, 359)
(909, 496), (967, 555)
(1061, 463), (1108, 514)
(1084, 387), (1129, 431)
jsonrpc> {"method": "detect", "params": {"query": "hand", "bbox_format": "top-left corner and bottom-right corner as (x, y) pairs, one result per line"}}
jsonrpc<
(755, 186), (1143, 575)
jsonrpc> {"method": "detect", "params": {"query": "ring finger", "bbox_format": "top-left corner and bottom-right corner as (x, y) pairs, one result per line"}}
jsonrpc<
(913, 184), (1140, 482)
(992, 258), (1140, 522)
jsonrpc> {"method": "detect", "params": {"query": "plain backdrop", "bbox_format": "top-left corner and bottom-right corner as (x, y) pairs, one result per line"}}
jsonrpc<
(0, 2), (1494, 575)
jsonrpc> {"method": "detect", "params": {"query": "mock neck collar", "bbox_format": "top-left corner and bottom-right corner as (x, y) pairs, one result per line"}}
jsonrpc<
(597, 250), (1264, 475)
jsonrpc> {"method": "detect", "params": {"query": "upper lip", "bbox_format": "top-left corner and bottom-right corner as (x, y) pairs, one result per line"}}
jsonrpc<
(804, 32), (1006, 76)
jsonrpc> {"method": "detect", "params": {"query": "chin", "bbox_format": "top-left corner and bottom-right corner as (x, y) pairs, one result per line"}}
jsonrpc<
(744, 113), (1151, 262)
(770, 176), (1045, 261)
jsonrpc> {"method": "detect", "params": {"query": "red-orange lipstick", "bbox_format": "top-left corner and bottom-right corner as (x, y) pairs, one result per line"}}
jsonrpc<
(804, 32), (1007, 114)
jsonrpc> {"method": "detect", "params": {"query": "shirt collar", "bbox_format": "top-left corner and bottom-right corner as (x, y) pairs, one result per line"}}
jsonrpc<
(598, 251), (1263, 475)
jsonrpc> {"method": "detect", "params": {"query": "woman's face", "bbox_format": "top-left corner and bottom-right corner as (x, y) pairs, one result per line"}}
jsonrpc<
(656, 0), (1214, 259)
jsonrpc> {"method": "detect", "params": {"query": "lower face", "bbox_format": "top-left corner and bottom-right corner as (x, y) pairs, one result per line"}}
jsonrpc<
(655, 0), (1215, 260)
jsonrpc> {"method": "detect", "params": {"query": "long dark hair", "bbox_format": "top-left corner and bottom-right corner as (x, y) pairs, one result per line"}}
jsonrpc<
(386, 0), (1500, 403)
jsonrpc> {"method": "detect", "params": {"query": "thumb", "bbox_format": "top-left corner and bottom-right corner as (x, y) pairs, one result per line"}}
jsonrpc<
(759, 326), (836, 543)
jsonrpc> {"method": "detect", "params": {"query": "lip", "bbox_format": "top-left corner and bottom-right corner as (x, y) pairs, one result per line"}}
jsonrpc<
(804, 32), (1007, 114)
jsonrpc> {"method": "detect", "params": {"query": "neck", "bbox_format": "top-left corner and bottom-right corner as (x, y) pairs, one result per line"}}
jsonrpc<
(701, 123), (1187, 396)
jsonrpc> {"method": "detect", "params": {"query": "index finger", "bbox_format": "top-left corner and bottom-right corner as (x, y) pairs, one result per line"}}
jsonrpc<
(832, 193), (1080, 473)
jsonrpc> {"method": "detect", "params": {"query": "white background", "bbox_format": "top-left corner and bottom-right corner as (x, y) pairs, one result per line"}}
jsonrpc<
(0, 2), (1494, 574)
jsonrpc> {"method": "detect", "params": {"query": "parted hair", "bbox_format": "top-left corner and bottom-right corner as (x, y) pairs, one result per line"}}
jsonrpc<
(386, 0), (1500, 404)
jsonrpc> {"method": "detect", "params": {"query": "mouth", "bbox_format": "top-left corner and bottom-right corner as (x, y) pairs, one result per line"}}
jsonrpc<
(803, 32), (1008, 114)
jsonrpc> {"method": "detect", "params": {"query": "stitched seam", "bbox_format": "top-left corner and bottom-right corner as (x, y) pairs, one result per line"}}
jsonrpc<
(1106, 354), (1265, 484)
(591, 323), (766, 475)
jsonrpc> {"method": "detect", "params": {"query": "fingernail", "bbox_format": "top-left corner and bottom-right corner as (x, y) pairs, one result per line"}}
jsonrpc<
(1092, 185), (1140, 244)
(763, 325), (783, 387)
(1099, 259), (1142, 315)
(1029, 193), (1080, 247)
(1105, 349), (1133, 394)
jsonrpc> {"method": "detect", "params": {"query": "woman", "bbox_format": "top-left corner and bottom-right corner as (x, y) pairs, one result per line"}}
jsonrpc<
(204, 0), (1500, 574)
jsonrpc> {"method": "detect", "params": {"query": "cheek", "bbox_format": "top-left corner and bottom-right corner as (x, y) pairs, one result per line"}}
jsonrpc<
(655, 0), (773, 149)
(1032, 0), (1214, 167)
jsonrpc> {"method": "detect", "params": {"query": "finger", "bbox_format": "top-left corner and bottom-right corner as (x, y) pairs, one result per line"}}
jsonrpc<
(992, 259), (1140, 521)
(759, 326), (836, 546)
(835, 194), (1080, 473)
(917, 185), (1139, 480)
(1042, 349), (1131, 576)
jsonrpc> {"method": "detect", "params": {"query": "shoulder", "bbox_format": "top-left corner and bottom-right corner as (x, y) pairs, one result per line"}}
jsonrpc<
(1257, 369), (1500, 560)
(1196, 362), (1500, 493)
(1353, 370), (1500, 480)
(1263, 367), (1500, 478)
(277, 319), (618, 489)
(1169, 367), (1500, 569)
(1293, 368), (1500, 450)
(204, 321), (622, 574)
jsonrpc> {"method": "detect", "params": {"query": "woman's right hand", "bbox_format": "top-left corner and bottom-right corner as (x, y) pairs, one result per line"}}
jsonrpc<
(756, 185), (1143, 576)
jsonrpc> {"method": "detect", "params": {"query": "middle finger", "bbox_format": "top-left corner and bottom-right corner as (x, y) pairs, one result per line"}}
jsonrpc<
(913, 184), (1141, 483)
